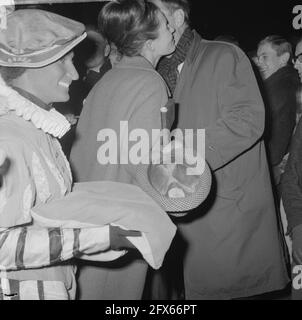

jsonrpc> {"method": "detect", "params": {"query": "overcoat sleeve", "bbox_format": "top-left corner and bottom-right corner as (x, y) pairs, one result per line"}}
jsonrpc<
(205, 47), (265, 171)
(281, 118), (302, 233)
(266, 77), (297, 166)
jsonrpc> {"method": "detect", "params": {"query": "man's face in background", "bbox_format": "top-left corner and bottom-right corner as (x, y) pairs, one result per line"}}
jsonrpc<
(257, 42), (285, 80)
(151, 0), (183, 45)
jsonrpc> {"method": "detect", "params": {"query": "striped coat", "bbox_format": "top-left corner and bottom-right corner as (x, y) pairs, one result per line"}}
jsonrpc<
(0, 88), (176, 300)
(0, 111), (112, 300)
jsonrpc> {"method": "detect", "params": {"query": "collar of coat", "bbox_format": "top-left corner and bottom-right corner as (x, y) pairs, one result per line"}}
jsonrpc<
(114, 55), (171, 96)
(0, 74), (70, 138)
(116, 55), (157, 72)
(265, 65), (300, 87)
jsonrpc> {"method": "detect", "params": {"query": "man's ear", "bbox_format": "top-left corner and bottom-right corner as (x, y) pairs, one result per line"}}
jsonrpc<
(173, 8), (186, 28)
(280, 52), (290, 65)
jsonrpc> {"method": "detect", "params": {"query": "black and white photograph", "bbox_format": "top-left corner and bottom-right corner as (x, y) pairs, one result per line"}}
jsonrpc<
(0, 0), (302, 307)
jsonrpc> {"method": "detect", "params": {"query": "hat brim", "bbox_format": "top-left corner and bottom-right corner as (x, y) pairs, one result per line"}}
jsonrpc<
(135, 162), (212, 217)
(0, 32), (86, 68)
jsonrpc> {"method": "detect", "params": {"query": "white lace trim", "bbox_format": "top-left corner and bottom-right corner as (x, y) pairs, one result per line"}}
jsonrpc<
(32, 152), (51, 203)
(0, 74), (70, 138)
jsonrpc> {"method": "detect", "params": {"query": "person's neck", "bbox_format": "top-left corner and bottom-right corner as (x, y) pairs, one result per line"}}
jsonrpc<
(12, 86), (52, 111)
(11, 78), (51, 110)
(141, 52), (160, 68)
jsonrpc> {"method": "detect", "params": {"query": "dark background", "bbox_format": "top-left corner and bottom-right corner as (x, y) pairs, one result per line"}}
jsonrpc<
(15, 0), (301, 156)
(19, 0), (301, 52)
(189, 0), (301, 52)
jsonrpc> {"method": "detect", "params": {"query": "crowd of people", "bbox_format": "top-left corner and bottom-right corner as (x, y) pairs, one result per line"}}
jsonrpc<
(0, 0), (302, 300)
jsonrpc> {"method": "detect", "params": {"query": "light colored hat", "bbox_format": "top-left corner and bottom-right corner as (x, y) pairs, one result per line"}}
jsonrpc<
(136, 145), (212, 217)
(0, 9), (86, 68)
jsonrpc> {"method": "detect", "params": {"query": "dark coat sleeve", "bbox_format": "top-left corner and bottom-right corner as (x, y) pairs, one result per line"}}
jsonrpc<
(265, 75), (297, 166)
(281, 118), (302, 233)
(204, 46), (265, 171)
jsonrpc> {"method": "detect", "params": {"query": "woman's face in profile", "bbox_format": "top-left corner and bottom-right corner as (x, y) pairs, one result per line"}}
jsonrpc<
(151, 11), (176, 59)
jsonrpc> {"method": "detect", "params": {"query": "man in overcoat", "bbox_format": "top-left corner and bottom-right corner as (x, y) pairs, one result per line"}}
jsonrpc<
(151, 0), (289, 299)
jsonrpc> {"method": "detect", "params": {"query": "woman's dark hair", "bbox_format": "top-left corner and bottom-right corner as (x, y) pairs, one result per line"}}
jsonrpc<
(98, 0), (161, 57)
(0, 67), (26, 85)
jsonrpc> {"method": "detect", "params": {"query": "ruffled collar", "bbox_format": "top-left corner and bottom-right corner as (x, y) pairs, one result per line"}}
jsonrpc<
(0, 75), (71, 138)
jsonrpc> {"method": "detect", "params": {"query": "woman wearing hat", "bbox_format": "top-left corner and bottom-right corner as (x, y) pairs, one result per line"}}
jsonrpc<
(70, 0), (211, 300)
(0, 8), (178, 300)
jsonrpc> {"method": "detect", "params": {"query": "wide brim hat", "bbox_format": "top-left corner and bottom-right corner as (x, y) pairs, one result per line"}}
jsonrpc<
(0, 9), (86, 68)
(136, 147), (212, 217)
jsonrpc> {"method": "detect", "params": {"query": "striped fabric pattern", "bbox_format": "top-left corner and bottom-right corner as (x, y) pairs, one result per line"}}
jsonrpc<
(0, 278), (69, 300)
(0, 226), (109, 271)
(0, 87), (123, 299)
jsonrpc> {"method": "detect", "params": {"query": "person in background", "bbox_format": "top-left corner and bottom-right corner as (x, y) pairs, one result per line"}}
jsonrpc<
(281, 36), (302, 300)
(61, 27), (119, 158)
(256, 35), (300, 188)
(82, 26), (112, 93)
(149, 0), (289, 299)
